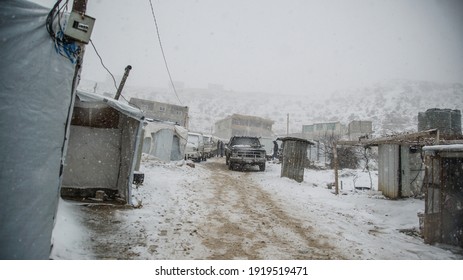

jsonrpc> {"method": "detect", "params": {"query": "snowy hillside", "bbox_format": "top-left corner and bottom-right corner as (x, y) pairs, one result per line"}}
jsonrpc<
(79, 79), (463, 137)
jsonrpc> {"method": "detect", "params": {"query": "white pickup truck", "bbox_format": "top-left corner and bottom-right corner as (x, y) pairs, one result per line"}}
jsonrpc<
(185, 132), (205, 162)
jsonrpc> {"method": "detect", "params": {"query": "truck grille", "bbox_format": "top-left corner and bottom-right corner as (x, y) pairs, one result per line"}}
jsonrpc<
(236, 151), (263, 158)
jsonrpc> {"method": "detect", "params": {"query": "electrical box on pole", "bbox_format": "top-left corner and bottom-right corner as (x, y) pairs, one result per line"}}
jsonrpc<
(64, 11), (95, 44)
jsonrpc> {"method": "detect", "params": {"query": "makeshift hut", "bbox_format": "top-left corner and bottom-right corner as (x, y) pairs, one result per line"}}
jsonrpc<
(422, 144), (463, 247)
(376, 144), (427, 198)
(142, 119), (188, 162)
(371, 130), (440, 199)
(278, 137), (314, 183)
(337, 129), (439, 199)
(60, 90), (144, 204)
(0, 0), (76, 259)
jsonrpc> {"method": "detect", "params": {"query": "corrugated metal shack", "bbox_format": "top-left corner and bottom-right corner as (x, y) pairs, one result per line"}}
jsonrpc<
(422, 144), (463, 247)
(376, 144), (426, 198)
(278, 137), (314, 183)
(369, 130), (440, 199)
(337, 129), (439, 199)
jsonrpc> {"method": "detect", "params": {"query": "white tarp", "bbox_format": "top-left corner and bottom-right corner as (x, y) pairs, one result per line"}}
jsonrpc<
(143, 120), (188, 162)
(0, 0), (75, 259)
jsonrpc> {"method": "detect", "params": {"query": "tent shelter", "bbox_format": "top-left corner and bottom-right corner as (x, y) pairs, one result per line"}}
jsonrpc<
(142, 119), (188, 162)
(0, 1), (75, 259)
(61, 90), (144, 204)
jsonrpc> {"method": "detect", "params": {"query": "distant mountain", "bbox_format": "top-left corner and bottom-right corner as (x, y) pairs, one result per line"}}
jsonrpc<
(322, 80), (463, 136)
(78, 79), (463, 137)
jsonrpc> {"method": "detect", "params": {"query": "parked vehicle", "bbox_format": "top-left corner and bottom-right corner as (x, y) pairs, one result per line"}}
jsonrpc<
(185, 132), (205, 162)
(202, 134), (217, 158)
(225, 136), (266, 171)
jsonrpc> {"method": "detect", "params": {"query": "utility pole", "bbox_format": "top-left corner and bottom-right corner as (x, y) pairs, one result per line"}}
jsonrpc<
(333, 142), (339, 195)
(71, 0), (89, 94)
(286, 113), (289, 136)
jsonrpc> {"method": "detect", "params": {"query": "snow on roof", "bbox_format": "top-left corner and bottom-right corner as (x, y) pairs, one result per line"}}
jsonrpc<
(423, 144), (463, 153)
(76, 90), (144, 120)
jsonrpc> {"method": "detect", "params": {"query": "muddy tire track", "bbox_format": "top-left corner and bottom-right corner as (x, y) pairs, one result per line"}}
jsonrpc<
(200, 160), (345, 259)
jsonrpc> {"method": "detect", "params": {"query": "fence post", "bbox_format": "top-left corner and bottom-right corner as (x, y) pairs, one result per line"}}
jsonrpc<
(333, 142), (339, 195)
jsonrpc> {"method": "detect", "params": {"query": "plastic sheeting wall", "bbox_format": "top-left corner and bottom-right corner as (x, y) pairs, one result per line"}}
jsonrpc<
(143, 121), (188, 162)
(0, 1), (75, 259)
(151, 129), (174, 162)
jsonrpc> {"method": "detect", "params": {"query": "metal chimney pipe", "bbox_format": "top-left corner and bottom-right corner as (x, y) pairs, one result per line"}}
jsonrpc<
(114, 65), (132, 100)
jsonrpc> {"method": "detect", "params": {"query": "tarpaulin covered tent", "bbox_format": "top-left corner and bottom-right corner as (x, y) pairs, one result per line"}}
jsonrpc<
(142, 120), (188, 162)
(0, 0), (75, 259)
(61, 90), (144, 204)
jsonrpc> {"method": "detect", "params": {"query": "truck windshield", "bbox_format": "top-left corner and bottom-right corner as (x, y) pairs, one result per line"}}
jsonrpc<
(232, 137), (260, 147)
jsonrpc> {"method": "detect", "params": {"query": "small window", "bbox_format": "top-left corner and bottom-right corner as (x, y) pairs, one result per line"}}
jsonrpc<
(327, 123), (336, 130)
(159, 106), (166, 112)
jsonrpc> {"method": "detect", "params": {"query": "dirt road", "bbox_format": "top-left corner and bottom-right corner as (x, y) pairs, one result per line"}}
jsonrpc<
(198, 159), (345, 259)
(72, 158), (346, 259)
(54, 157), (463, 260)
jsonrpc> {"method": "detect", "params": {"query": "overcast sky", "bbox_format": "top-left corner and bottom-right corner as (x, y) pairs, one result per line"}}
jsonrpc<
(36, 0), (463, 95)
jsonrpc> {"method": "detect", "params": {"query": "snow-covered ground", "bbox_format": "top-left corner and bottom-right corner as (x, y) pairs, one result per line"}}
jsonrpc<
(51, 156), (462, 260)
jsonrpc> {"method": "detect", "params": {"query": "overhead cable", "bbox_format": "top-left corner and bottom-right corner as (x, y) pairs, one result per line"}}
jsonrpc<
(88, 40), (132, 103)
(89, 39), (118, 91)
(148, 0), (183, 105)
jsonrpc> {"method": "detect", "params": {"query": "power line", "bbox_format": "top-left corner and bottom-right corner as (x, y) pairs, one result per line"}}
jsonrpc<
(89, 39), (118, 91)
(148, 0), (182, 105)
(89, 40), (134, 104)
